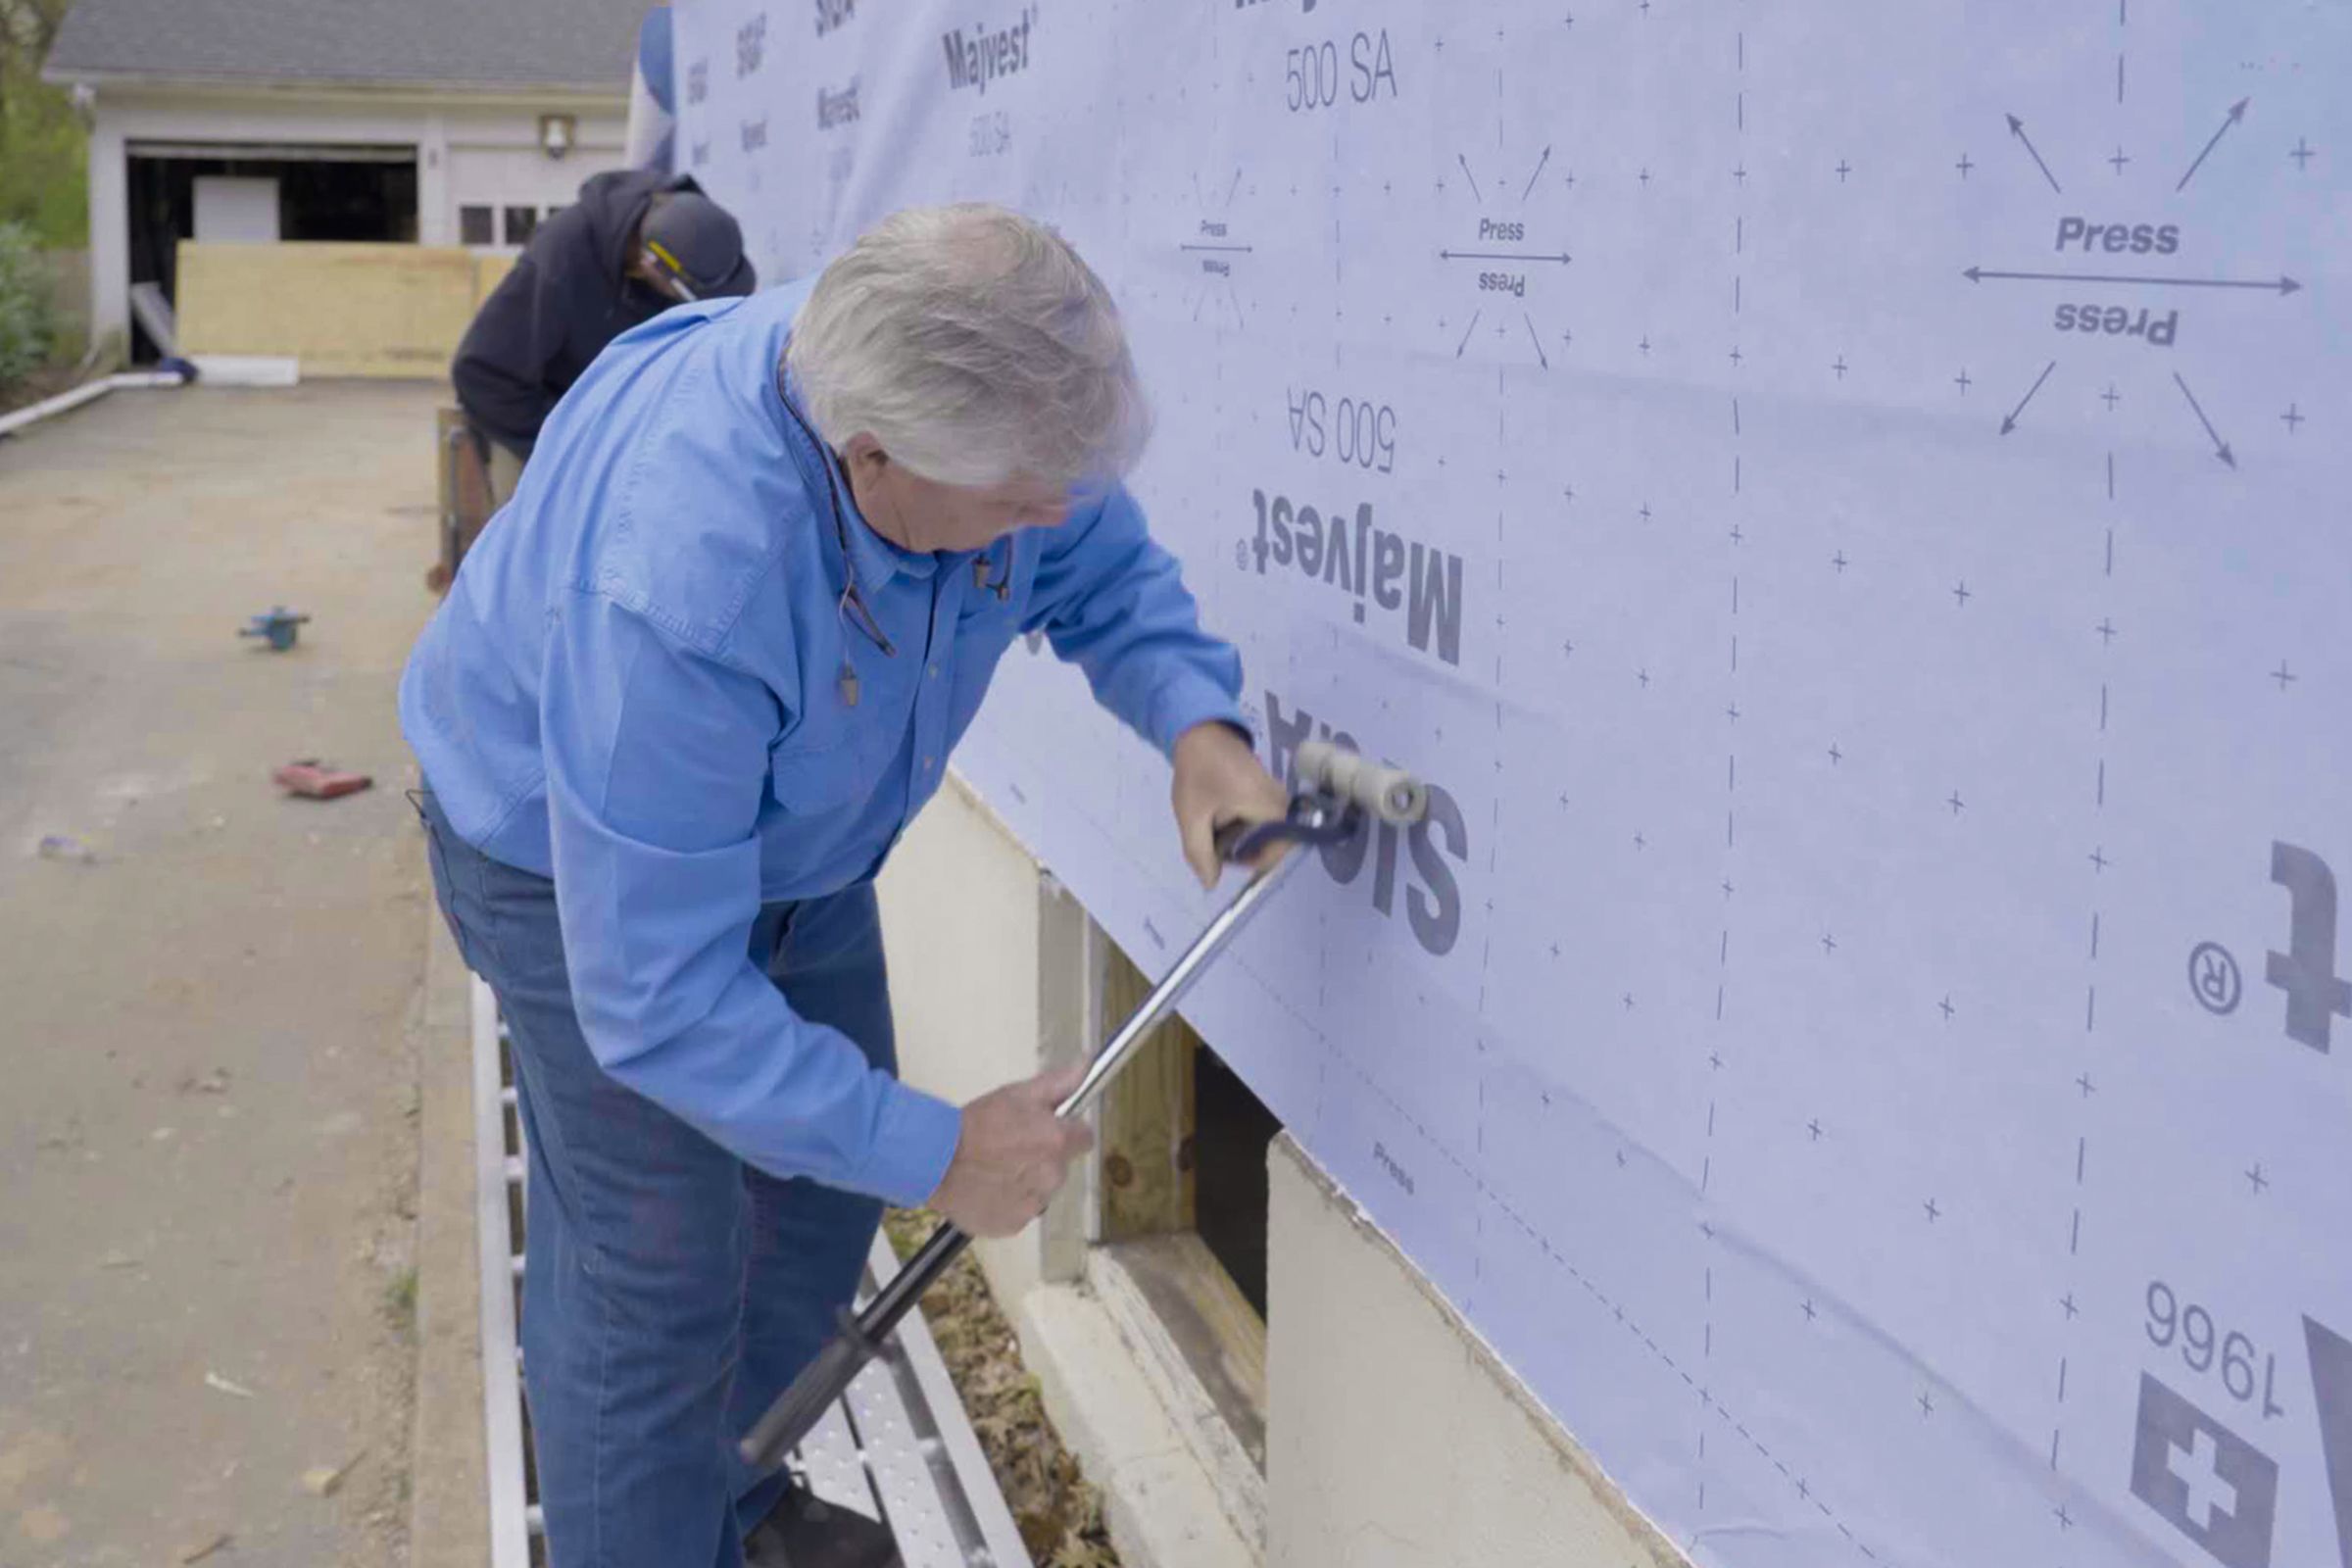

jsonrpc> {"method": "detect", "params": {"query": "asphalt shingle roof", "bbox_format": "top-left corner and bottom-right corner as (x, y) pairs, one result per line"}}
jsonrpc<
(47, 0), (651, 91)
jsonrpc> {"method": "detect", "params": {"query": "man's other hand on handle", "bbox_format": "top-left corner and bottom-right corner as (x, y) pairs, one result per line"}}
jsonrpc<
(928, 1064), (1095, 1239)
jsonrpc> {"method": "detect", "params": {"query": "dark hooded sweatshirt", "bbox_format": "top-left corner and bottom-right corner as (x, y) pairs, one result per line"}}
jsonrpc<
(450, 169), (705, 458)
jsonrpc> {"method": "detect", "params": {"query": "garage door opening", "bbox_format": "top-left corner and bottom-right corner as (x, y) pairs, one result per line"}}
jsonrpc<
(124, 145), (417, 359)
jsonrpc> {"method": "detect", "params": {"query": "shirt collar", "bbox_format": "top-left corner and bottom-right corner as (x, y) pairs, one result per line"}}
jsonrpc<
(777, 363), (939, 586)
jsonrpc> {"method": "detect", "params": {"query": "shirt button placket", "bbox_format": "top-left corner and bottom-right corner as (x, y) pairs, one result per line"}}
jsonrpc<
(913, 576), (954, 790)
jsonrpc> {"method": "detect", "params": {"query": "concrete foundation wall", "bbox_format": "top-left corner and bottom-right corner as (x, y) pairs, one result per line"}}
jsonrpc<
(1267, 1136), (1688, 1568)
(881, 776), (1684, 1568)
(878, 778), (1080, 1305)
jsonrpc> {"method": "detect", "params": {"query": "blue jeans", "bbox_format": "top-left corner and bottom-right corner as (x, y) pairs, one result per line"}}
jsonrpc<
(416, 790), (892, 1568)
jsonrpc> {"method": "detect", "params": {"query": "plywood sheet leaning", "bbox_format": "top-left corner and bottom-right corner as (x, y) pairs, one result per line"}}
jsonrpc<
(176, 242), (477, 380)
(473, 253), (516, 309)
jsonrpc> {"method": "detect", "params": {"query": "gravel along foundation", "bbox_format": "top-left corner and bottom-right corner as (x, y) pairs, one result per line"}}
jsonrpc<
(883, 1211), (1122, 1568)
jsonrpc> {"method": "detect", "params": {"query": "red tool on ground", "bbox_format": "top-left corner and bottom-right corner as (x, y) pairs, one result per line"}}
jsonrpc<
(272, 760), (373, 800)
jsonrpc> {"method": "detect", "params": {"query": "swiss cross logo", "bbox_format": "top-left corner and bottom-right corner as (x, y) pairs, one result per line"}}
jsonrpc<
(2131, 1373), (2278, 1568)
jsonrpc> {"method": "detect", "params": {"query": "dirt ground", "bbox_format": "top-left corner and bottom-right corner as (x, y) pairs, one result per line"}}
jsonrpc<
(0, 383), (443, 1567)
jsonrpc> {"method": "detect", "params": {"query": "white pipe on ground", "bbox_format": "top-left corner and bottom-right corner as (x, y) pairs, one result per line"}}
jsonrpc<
(0, 369), (190, 441)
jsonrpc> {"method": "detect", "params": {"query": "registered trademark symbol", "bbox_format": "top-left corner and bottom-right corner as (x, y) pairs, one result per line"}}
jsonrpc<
(2188, 941), (2243, 1015)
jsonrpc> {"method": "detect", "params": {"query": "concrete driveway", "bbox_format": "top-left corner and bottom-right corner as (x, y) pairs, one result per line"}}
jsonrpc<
(0, 383), (444, 1567)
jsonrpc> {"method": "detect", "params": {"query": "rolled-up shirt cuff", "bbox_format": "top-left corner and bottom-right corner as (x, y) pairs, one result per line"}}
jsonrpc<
(1148, 673), (1251, 760)
(856, 1080), (964, 1208)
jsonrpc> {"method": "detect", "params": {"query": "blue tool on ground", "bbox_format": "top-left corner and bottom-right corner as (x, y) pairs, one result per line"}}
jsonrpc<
(239, 606), (311, 652)
(738, 739), (1428, 1471)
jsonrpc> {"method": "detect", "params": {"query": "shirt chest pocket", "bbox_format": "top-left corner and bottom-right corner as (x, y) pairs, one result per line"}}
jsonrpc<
(946, 583), (1035, 716)
(767, 734), (875, 817)
(954, 588), (1022, 658)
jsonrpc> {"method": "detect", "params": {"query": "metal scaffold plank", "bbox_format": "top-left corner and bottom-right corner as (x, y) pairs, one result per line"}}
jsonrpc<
(473, 988), (1029, 1567)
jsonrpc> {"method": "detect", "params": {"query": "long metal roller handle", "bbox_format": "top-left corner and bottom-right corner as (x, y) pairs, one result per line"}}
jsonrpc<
(1051, 757), (1417, 1121)
(1054, 838), (1310, 1119)
(739, 828), (1318, 1470)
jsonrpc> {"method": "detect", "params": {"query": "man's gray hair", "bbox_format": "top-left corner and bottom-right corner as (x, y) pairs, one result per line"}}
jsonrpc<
(785, 204), (1151, 490)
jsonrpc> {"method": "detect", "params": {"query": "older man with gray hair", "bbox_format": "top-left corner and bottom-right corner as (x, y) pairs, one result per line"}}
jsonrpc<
(400, 204), (1285, 1566)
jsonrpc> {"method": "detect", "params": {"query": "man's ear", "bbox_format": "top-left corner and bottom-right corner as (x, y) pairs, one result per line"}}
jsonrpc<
(840, 433), (890, 478)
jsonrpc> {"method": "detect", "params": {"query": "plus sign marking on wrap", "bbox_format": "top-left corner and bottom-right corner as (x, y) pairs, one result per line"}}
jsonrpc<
(2167, 1430), (2240, 1531)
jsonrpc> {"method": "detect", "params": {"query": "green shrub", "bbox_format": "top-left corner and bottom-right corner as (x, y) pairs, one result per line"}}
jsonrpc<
(0, 220), (53, 387)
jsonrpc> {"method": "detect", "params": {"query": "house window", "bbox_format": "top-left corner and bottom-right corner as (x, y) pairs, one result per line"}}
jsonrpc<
(544, 204), (566, 221)
(503, 206), (538, 245)
(459, 205), (494, 246)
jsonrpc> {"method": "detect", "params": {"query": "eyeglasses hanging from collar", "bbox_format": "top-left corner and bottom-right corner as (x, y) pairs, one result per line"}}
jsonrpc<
(838, 543), (1010, 706)
(840, 540), (1014, 707)
(973, 537), (1012, 602)
(777, 371), (895, 709)
(833, 575), (895, 708)
(777, 368), (1023, 708)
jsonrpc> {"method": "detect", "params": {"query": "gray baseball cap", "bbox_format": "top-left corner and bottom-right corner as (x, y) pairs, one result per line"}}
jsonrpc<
(642, 190), (757, 298)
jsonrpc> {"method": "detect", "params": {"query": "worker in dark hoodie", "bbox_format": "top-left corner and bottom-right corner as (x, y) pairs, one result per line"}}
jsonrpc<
(452, 169), (758, 506)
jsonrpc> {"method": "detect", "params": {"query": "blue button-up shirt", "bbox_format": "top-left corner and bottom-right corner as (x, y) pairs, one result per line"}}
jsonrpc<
(401, 278), (1246, 1206)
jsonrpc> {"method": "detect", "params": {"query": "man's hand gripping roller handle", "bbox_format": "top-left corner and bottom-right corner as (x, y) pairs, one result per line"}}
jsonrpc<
(738, 740), (1426, 1468)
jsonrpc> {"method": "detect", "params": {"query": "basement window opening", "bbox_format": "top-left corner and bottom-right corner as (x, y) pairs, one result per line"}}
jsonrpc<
(1094, 935), (1275, 1472)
